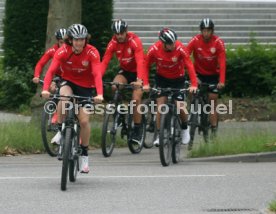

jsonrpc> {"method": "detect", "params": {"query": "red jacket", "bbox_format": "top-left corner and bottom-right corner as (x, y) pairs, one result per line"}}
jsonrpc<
(43, 44), (103, 95)
(145, 40), (197, 87)
(102, 32), (145, 83)
(34, 44), (62, 77)
(186, 34), (226, 84)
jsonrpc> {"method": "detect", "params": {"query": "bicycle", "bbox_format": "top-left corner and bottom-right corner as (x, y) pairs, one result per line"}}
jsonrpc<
(40, 77), (61, 157)
(101, 82), (146, 157)
(49, 94), (93, 191)
(155, 87), (189, 167)
(188, 83), (218, 150)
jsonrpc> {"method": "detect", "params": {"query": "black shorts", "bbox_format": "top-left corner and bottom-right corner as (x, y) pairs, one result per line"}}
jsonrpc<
(117, 70), (137, 84)
(155, 75), (186, 101)
(197, 73), (219, 94)
(60, 80), (95, 105)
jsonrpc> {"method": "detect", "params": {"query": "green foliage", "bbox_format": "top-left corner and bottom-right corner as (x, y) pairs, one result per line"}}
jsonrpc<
(0, 0), (49, 109)
(269, 200), (276, 212)
(82, 0), (113, 57)
(225, 39), (276, 97)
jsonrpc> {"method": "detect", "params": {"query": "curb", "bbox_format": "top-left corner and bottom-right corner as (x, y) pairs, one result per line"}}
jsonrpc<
(186, 151), (276, 162)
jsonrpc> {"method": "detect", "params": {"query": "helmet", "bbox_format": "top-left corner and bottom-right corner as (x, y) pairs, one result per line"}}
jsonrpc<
(159, 28), (177, 44)
(55, 28), (67, 40)
(111, 19), (128, 34)
(67, 24), (88, 39)
(199, 18), (215, 30)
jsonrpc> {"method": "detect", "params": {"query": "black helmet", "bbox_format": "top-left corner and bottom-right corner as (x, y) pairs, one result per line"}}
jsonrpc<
(67, 24), (88, 39)
(199, 18), (214, 30)
(111, 19), (128, 34)
(159, 28), (177, 44)
(55, 28), (67, 40)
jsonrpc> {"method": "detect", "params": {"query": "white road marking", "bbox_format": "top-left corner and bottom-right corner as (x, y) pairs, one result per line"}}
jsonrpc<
(0, 174), (225, 180)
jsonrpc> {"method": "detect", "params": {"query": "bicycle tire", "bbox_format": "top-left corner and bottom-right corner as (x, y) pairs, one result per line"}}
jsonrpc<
(69, 132), (80, 182)
(172, 116), (181, 164)
(101, 110), (117, 157)
(188, 98), (199, 150)
(61, 127), (72, 191)
(142, 99), (155, 149)
(159, 108), (172, 166)
(127, 114), (146, 154)
(41, 110), (59, 157)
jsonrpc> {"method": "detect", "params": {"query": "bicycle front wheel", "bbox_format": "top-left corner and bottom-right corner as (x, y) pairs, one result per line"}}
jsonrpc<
(69, 133), (80, 182)
(188, 98), (199, 150)
(41, 110), (59, 157)
(159, 109), (172, 166)
(172, 116), (181, 164)
(101, 111), (117, 157)
(61, 127), (72, 191)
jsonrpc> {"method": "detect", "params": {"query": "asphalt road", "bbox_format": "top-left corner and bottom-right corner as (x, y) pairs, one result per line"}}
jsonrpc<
(0, 147), (276, 214)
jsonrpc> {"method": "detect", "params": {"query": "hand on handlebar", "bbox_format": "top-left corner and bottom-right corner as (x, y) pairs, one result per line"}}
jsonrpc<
(32, 77), (40, 84)
(94, 95), (104, 104)
(189, 86), (198, 94)
(143, 84), (150, 92)
(217, 82), (225, 90)
(41, 90), (51, 99)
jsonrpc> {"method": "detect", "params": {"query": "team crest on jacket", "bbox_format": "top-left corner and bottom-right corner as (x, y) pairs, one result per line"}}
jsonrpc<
(127, 48), (132, 54)
(172, 57), (178, 62)
(82, 60), (89, 67)
(210, 47), (216, 54)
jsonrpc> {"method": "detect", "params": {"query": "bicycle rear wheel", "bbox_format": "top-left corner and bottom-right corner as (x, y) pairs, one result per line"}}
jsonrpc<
(41, 110), (59, 157)
(61, 127), (72, 191)
(172, 116), (181, 164)
(101, 111), (117, 157)
(159, 109), (172, 166)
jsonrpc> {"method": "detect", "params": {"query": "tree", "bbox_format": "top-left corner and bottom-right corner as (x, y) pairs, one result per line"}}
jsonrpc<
(45, 0), (81, 50)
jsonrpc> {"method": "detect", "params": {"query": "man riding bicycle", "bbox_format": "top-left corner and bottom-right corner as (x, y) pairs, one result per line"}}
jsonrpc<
(186, 18), (226, 137)
(33, 28), (67, 91)
(101, 19), (146, 144)
(41, 24), (103, 173)
(144, 28), (198, 146)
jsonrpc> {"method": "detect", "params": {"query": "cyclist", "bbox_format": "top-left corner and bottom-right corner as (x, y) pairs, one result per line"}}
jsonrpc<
(41, 24), (103, 173)
(144, 28), (198, 146)
(32, 28), (67, 90)
(101, 19), (146, 144)
(186, 18), (226, 137)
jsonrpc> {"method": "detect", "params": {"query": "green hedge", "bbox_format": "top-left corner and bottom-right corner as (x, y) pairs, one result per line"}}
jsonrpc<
(0, 0), (49, 109)
(225, 39), (276, 97)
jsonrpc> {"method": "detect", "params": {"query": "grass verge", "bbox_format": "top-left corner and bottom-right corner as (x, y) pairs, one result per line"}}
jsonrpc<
(269, 200), (276, 213)
(189, 131), (276, 158)
(0, 121), (127, 156)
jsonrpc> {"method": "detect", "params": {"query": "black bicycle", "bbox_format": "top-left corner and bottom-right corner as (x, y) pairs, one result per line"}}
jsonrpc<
(156, 87), (189, 167)
(188, 83), (218, 150)
(40, 77), (61, 157)
(49, 94), (93, 191)
(101, 82), (146, 157)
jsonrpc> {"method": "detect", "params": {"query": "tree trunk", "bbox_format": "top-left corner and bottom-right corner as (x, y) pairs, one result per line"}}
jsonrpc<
(31, 0), (82, 122)
(45, 0), (82, 50)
